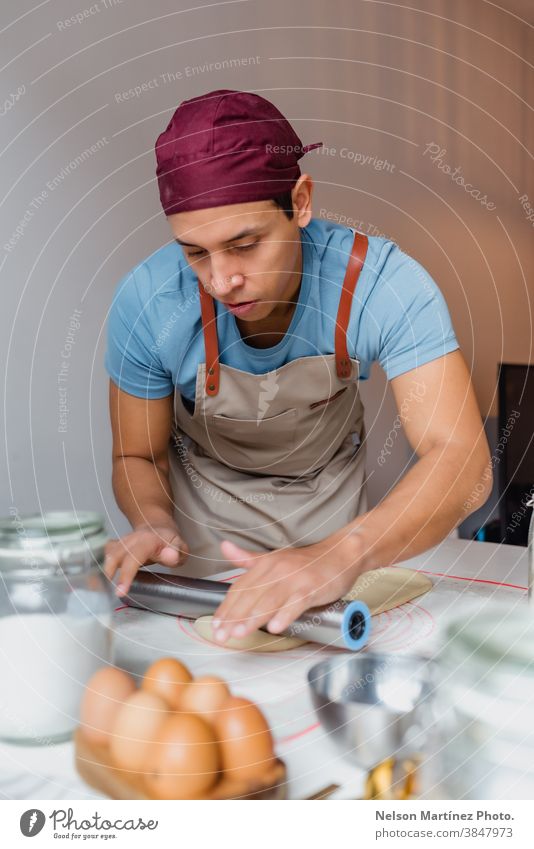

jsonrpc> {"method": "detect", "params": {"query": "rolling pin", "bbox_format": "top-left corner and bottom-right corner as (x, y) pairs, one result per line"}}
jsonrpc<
(124, 571), (371, 651)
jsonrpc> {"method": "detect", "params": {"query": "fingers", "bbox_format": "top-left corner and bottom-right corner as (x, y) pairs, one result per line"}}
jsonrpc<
(212, 586), (282, 643)
(103, 527), (189, 598)
(213, 586), (311, 643)
(219, 539), (261, 570)
(158, 534), (189, 566)
(158, 546), (181, 566)
(208, 542), (358, 645)
(265, 593), (313, 634)
(212, 560), (273, 626)
(209, 541), (266, 639)
(113, 534), (162, 597)
(113, 554), (142, 597)
(103, 539), (122, 582)
(211, 553), (321, 643)
(212, 568), (302, 643)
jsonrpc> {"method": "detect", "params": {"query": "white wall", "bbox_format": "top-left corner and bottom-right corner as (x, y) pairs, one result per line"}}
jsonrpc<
(1, 0), (532, 537)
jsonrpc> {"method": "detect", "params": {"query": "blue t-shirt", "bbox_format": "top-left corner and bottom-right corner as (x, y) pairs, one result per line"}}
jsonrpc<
(104, 217), (459, 402)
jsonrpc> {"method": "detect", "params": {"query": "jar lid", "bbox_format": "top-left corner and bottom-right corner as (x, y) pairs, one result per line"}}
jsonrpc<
(0, 510), (108, 572)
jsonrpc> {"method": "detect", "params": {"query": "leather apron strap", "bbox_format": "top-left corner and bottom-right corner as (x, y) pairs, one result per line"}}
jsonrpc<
(198, 283), (220, 397)
(198, 230), (369, 396)
(335, 231), (368, 379)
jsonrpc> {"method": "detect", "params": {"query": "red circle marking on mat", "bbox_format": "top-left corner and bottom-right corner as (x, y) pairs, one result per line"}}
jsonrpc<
(277, 722), (321, 746)
(369, 600), (436, 652)
(372, 608), (414, 649)
(420, 570), (526, 591)
(371, 609), (393, 636)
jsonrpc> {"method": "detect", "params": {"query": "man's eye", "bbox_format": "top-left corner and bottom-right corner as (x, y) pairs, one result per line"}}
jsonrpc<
(187, 242), (257, 258)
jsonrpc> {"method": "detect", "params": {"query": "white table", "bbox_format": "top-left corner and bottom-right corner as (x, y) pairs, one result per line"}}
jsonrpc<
(0, 538), (528, 801)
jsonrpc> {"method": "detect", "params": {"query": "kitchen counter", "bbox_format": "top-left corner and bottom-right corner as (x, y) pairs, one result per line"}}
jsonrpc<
(0, 537), (527, 801)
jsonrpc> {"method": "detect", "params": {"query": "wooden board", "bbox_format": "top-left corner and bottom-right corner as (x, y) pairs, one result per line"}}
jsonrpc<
(74, 728), (287, 800)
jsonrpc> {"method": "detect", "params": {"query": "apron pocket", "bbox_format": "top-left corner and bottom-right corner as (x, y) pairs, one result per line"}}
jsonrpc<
(309, 386), (348, 410)
(206, 408), (298, 472)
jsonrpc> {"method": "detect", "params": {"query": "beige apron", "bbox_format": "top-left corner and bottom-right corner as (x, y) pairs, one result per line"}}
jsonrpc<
(168, 231), (369, 577)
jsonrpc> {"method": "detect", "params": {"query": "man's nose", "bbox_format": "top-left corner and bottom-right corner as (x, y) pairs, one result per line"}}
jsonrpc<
(208, 264), (245, 298)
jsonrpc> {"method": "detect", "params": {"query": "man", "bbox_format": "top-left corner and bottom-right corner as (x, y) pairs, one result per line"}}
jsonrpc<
(104, 89), (491, 645)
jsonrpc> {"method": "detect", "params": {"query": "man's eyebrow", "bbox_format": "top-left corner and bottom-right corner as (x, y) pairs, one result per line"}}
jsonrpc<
(175, 226), (263, 248)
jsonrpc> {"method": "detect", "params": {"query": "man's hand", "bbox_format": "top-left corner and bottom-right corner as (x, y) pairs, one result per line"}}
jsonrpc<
(103, 523), (189, 598)
(211, 533), (366, 643)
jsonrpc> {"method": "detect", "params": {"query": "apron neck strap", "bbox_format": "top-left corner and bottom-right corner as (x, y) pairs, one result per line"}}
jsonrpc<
(198, 284), (220, 396)
(198, 230), (369, 395)
(335, 232), (368, 379)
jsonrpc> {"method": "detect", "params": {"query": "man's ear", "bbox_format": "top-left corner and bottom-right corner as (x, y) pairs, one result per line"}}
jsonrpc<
(292, 174), (313, 227)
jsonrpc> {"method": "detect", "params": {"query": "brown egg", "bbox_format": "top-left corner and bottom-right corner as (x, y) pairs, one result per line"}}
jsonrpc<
(213, 696), (276, 781)
(79, 666), (136, 746)
(179, 675), (231, 722)
(144, 713), (220, 799)
(141, 658), (192, 709)
(109, 691), (169, 772)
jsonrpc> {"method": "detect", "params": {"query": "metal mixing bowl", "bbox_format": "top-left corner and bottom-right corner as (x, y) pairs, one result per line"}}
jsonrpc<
(308, 653), (435, 769)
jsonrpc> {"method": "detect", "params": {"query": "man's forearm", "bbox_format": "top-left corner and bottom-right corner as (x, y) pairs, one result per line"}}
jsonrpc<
(112, 456), (177, 530)
(333, 440), (492, 571)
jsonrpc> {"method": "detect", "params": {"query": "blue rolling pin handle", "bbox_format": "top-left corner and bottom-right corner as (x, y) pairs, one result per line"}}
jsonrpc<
(341, 600), (372, 650)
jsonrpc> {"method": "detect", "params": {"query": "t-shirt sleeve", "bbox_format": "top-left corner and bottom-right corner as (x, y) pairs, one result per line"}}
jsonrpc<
(104, 265), (174, 399)
(354, 242), (459, 380)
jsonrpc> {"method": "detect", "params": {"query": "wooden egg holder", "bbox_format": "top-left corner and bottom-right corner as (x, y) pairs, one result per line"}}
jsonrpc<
(74, 728), (287, 800)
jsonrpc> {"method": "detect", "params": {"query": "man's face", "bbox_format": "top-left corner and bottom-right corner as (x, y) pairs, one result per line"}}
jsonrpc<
(167, 198), (306, 323)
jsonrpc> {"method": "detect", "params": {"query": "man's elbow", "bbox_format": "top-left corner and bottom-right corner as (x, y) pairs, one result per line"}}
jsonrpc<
(476, 463), (493, 508)
(112, 452), (170, 476)
(479, 433), (494, 497)
(465, 440), (494, 512)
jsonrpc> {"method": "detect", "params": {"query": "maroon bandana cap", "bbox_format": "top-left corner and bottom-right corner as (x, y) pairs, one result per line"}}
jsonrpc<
(155, 89), (323, 214)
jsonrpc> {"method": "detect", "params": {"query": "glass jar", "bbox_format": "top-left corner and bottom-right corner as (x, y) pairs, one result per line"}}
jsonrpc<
(0, 510), (113, 745)
(422, 600), (534, 799)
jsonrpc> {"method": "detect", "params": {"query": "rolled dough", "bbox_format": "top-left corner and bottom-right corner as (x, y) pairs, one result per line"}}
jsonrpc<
(193, 566), (432, 652)
(343, 566), (433, 616)
(194, 617), (306, 652)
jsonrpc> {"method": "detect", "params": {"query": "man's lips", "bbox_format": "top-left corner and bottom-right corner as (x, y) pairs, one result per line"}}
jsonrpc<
(223, 299), (259, 316)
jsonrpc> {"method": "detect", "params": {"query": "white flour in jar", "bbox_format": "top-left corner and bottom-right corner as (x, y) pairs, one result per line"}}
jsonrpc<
(0, 612), (111, 743)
